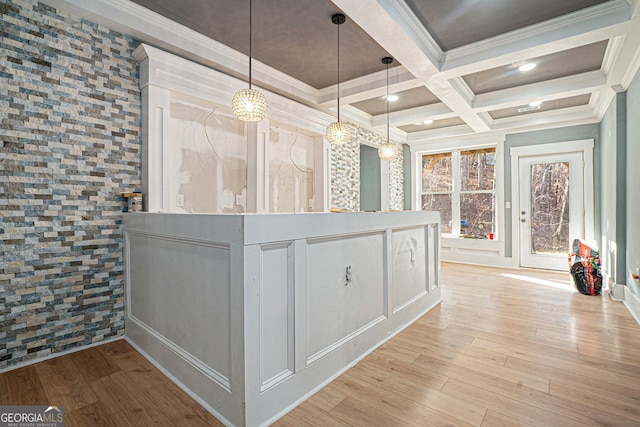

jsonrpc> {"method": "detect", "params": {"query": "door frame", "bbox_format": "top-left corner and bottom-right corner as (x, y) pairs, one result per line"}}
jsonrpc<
(510, 139), (594, 270)
(518, 152), (584, 270)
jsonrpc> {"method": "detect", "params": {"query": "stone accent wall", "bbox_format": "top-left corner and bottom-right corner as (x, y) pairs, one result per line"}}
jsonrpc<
(330, 123), (404, 211)
(0, 0), (141, 368)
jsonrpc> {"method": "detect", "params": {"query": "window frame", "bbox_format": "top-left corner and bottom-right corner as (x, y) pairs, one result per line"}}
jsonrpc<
(419, 144), (498, 239)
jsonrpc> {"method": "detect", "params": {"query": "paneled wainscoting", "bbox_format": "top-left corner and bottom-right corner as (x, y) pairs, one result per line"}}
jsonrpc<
(2, 263), (640, 426)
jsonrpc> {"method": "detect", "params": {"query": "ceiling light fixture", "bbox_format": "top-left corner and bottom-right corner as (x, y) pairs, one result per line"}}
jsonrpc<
(423, 119), (433, 125)
(529, 100), (542, 107)
(378, 57), (398, 161)
(231, 0), (268, 122)
(518, 62), (536, 72)
(325, 14), (352, 145)
(380, 94), (399, 102)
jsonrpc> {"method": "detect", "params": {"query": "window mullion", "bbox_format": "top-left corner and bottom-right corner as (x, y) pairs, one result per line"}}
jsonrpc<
(452, 150), (461, 237)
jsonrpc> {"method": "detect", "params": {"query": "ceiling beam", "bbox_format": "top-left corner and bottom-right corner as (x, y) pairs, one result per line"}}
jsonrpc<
(372, 103), (454, 128)
(439, 0), (634, 78)
(317, 66), (420, 105)
(331, 0), (491, 133)
(472, 71), (607, 112)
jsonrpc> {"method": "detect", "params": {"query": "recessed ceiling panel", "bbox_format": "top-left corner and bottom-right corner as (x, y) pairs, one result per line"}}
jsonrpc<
(351, 87), (440, 116)
(130, 0), (392, 89)
(405, 0), (609, 50)
(399, 117), (466, 133)
(462, 41), (608, 94)
(489, 94), (591, 120)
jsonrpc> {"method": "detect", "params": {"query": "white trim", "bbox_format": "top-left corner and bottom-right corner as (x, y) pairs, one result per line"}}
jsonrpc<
(623, 289), (640, 326)
(377, 0), (443, 68)
(510, 139), (595, 269)
(472, 71), (606, 112)
(441, 0), (633, 73)
(40, 0), (319, 104)
(317, 66), (419, 105)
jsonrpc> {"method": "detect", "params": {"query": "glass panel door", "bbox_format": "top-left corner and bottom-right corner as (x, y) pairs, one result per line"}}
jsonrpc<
(519, 153), (584, 270)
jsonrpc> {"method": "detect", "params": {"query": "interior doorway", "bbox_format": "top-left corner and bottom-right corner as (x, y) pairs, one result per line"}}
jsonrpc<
(360, 145), (381, 211)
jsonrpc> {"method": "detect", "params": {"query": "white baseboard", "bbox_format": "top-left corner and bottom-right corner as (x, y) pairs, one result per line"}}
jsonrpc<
(623, 288), (640, 326)
(609, 282), (625, 301)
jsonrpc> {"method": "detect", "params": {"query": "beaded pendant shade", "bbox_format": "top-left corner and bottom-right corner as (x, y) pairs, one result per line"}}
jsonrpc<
(325, 13), (352, 145)
(232, 0), (268, 122)
(378, 56), (398, 160)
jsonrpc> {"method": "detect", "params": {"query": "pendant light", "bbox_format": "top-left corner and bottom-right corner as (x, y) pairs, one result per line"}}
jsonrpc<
(232, 0), (268, 122)
(325, 13), (352, 145)
(378, 57), (398, 160)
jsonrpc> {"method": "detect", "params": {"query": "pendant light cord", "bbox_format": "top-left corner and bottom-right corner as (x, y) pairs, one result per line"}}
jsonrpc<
(386, 62), (390, 143)
(337, 20), (341, 121)
(249, 0), (253, 89)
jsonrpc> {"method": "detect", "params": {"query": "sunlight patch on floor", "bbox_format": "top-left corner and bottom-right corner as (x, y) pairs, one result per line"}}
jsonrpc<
(501, 272), (576, 292)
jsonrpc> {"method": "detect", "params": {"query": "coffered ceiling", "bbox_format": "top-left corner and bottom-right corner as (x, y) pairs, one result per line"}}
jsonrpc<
(45, 0), (640, 143)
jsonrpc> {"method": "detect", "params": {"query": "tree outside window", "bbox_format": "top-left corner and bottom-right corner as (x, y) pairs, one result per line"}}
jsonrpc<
(421, 148), (496, 238)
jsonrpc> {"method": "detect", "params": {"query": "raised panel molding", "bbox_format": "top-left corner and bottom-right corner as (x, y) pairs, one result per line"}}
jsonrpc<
(305, 232), (387, 363)
(259, 242), (295, 391)
(125, 231), (232, 390)
(392, 226), (429, 313)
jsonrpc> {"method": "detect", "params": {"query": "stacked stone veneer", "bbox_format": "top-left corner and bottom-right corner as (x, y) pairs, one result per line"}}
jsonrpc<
(330, 124), (404, 211)
(0, 0), (141, 368)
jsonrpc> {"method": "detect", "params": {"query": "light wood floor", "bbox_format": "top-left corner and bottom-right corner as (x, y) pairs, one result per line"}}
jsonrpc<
(2, 263), (640, 426)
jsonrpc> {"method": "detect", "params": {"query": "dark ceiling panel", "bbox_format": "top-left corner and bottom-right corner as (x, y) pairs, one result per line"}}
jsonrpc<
(462, 41), (608, 95)
(351, 86), (440, 116)
(399, 117), (466, 133)
(405, 0), (609, 50)
(130, 0), (391, 89)
(489, 94), (591, 120)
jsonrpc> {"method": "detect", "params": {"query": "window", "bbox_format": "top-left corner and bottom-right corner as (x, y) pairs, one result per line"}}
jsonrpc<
(421, 148), (496, 238)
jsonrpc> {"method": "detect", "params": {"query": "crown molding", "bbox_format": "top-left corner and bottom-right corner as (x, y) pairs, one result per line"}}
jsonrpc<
(440, 0), (633, 75)
(376, 0), (443, 68)
(40, 0), (319, 105)
(406, 124), (475, 144)
(472, 71), (606, 112)
(490, 105), (596, 131)
(317, 66), (418, 105)
(134, 44), (333, 135)
(408, 132), (506, 151)
(371, 103), (453, 127)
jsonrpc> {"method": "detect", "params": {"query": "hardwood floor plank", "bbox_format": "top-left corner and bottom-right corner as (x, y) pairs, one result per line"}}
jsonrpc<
(549, 380), (640, 424)
(328, 396), (425, 427)
(65, 401), (122, 427)
(344, 362), (485, 426)
(305, 385), (347, 412)
(412, 353), (550, 393)
(505, 355), (640, 406)
(96, 339), (135, 357)
(490, 339), (640, 392)
(112, 350), (222, 426)
(375, 342), (421, 364)
(462, 345), (507, 366)
(481, 410), (535, 427)
(34, 356), (97, 412)
(0, 365), (48, 405)
(69, 346), (120, 383)
(441, 379), (589, 427)
(89, 371), (174, 426)
(272, 399), (354, 427)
